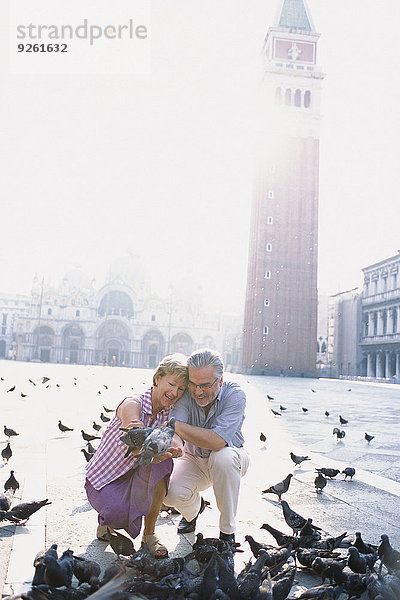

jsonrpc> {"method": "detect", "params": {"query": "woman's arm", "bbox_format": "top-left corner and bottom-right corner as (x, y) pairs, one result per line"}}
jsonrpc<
(117, 397), (143, 429)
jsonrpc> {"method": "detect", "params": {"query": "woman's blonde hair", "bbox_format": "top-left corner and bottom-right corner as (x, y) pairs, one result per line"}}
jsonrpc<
(153, 353), (188, 385)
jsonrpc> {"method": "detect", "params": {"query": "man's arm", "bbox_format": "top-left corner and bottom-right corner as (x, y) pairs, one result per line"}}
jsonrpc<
(174, 421), (226, 452)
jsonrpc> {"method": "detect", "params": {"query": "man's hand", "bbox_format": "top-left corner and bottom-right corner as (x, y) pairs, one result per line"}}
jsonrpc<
(152, 444), (183, 463)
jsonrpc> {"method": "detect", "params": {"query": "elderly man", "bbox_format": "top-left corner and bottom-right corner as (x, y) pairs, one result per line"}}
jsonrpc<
(164, 348), (249, 542)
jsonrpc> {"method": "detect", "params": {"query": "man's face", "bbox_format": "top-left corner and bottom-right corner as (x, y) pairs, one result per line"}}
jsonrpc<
(187, 365), (222, 409)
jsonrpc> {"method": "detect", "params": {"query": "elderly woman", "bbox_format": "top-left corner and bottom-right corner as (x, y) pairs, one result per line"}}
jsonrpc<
(85, 353), (187, 558)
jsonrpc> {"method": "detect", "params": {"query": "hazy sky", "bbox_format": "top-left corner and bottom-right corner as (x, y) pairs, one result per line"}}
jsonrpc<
(1, 0), (399, 312)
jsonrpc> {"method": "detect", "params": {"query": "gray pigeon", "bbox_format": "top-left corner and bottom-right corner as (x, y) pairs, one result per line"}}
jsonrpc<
(135, 418), (177, 467)
(314, 473), (327, 493)
(290, 452), (310, 467)
(342, 467), (355, 480)
(262, 473), (293, 501)
(120, 426), (154, 457)
(281, 500), (307, 535)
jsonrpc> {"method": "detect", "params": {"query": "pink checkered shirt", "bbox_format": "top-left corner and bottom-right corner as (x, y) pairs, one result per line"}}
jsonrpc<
(86, 388), (172, 491)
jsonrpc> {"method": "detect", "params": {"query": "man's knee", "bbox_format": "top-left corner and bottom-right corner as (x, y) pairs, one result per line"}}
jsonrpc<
(164, 483), (194, 507)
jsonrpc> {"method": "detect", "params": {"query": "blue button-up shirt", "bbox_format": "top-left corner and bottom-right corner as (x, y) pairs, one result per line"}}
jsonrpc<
(171, 381), (246, 458)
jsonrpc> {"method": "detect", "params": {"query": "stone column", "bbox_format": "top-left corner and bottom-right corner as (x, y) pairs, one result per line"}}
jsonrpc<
(367, 352), (373, 377)
(377, 310), (384, 335)
(367, 312), (373, 337)
(375, 353), (381, 378)
(385, 352), (390, 378)
(396, 353), (400, 378)
(387, 309), (393, 335)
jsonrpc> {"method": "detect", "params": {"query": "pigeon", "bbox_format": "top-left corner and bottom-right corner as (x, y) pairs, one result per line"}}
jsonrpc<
(86, 441), (97, 454)
(120, 426), (153, 457)
(1, 442), (12, 463)
(281, 500), (308, 535)
(73, 555), (101, 585)
(352, 531), (377, 555)
(267, 394), (274, 400)
(41, 377), (50, 383)
(260, 432), (267, 442)
(302, 407), (309, 413)
(20, 392), (27, 398)
(280, 405), (287, 411)
(0, 492), (10, 511)
(315, 468), (340, 479)
(262, 473), (293, 501)
(271, 565), (296, 600)
(290, 452), (310, 467)
(4, 425), (19, 439)
(103, 405), (113, 412)
(299, 518), (322, 537)
(237, 549), (269, 599)
(100, 412), (111, 422)
(325, 411), (330, 417)
(378, 534), (400, 574)
(333, 428), (345, 440)
(2, 499), (51, 524)
(347, 546), (377, 574)
(6, 386), (16, 393)
(107, 527), (135, 557)
(342, 467), (355, 480)
(314, 473), (327, 493)
(58, 420), (73, 433)
(43, 548), (74, 588)
(4, 470), (19, 494)
(81, 448), (94, 462)
(135, 418), (177, 467)
(28, 379), (36, 386)
(92, 421), (101, 431)
(339, 415), (348, 425)
(365, 432), (374, 443)
(32, 544), (58, 586)
(81, 430), (101, 442)
(260, 523), (318, 549)
(271, 409), (281, 416)
(311, 389), (316, 392)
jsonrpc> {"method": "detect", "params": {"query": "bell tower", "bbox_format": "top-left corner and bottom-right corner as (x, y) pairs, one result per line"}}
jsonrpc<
(242, 0), (324, 376)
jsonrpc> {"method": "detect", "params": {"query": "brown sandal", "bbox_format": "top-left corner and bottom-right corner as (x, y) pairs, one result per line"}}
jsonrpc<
(141, 534), (168, 559)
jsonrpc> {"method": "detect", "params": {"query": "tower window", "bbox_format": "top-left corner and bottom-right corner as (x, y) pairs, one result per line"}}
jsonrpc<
(47, 308), (52, 316)
(266, 243), (272, 252)
(76, 310), (80, 317)
(294, 89), (301, 107)
(265, 271), (271, 280)
(264, 298), (270, 307)
(263, 326), (269, 335)
(304, 91), (311, 108)
(284, 89), (291, 105)
(268, 190), (274, 199)
(267, 216), (273, 225)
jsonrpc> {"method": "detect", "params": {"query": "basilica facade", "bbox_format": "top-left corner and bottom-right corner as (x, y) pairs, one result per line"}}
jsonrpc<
(0, 256), (242, 370)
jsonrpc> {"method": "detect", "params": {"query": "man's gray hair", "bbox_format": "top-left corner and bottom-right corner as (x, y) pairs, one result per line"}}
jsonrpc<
(187, 348), (224, 378)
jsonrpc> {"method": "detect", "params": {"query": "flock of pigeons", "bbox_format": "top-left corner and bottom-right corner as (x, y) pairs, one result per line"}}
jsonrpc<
(1, 375), (400, 599)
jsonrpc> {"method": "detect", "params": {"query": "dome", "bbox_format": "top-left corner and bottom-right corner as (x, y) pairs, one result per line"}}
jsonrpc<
(60, 267), (93, 294)
(106, 253), (149, 291)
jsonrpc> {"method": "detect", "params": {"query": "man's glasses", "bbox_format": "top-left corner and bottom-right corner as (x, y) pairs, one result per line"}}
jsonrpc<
(187, 377), (219, 391)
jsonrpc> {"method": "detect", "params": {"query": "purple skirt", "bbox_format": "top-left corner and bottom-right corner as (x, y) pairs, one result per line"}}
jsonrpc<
(85, 459), (173, 539)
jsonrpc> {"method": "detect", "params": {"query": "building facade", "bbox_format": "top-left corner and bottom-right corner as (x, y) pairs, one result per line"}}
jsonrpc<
(327, 288), (362, 378)
(0, 257), (242, 369)
(359, 252), (400, 378)
(242, 0), (324, 376)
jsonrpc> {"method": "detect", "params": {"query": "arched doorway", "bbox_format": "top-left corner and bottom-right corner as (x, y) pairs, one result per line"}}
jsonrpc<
(170, 333), (193, 355)
(33, 326), (55, 362)
(96, 320), (131, 366)
(142, 330), (165, 368)
(62, 325), (85, 364)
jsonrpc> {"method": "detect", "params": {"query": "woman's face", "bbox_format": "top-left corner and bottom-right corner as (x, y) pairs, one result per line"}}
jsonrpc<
(153, 373), (187, 409)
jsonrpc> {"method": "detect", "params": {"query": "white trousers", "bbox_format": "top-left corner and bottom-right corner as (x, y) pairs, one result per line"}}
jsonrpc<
(164, 446), (250, 534)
